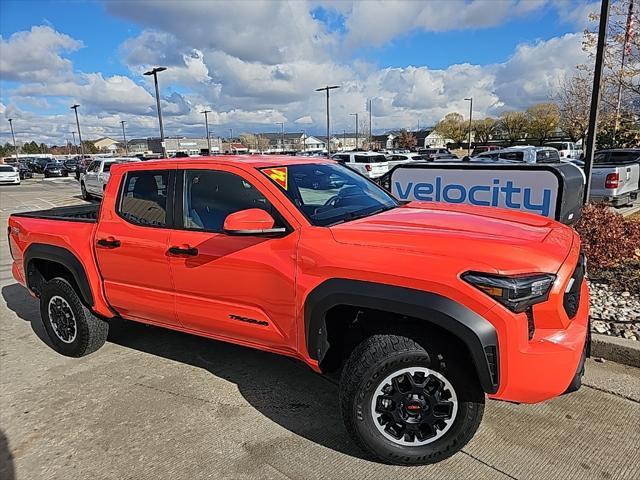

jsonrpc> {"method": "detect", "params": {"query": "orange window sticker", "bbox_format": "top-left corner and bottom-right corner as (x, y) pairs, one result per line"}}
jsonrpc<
(262, 167), (288, 190)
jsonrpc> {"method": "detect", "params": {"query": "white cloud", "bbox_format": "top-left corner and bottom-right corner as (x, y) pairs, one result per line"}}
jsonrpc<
(0, 26), (83, 82)
(341, 0), (548, 48)
(0, 2), (595, 145)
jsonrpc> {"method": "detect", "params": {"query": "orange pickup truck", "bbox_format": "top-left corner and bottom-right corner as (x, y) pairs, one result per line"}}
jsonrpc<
(8, 156), (589, 465)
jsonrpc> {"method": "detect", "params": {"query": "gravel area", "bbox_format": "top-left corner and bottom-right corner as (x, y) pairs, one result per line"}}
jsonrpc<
(589, 281), (640, 341)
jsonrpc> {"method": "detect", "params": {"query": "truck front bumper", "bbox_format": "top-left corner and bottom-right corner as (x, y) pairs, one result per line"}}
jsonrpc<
(488, 279), (590, 404)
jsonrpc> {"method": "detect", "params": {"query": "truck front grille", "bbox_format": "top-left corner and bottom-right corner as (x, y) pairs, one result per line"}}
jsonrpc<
(563, 253), (585, 319)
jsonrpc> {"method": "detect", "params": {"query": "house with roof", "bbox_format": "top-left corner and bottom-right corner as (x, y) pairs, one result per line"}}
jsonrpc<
(92, 137), (123, 152)
(257, 132), (325, 152)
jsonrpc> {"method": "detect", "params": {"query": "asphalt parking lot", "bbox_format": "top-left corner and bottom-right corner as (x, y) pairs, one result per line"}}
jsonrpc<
(1, 177), (639, 480)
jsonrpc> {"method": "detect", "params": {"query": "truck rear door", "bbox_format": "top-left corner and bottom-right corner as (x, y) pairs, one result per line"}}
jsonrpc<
(94, 167), (180, 327)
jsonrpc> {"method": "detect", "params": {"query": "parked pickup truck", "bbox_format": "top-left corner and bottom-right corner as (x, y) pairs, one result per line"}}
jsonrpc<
(8, 156), (589, 465)
(544, 142), (583, 160)
(80, 157), (138, 200)
(589, 149), (640, 207)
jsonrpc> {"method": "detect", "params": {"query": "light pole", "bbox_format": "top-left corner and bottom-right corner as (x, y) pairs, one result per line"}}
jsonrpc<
(229, 128), (233, 153)
(144, 66), (167, 157)
(464, 97), (473, 156)
(350, 113), (358, 150)
(276, 122), (284, 152)
(201, 110), (212, 154)
(368, 99), (372, 150)
(7, 118), (18, 162)
(584, 0), (610, 203)
(120, 120), (128, 155)
(71, 131), (77, 155)
(315, 85), (340, 155)
(70, 104), (85, 159)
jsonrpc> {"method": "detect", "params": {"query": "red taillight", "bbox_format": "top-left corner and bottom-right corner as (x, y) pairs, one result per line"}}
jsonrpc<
(605, 172), (619, 189)
(365, 165), (372, 171)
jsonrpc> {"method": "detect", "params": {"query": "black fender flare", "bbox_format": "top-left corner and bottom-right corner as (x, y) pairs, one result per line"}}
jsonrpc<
(304, 279), (499, 394)
(23, 243), (94, 307)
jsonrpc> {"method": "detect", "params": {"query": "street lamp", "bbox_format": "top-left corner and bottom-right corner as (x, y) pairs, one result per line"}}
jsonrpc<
(229, 128), (233, 153)
(315, 85), (340, 155)
(70, 104), (85, 159)
(350, 113), (358, 150)
(276, 122), (284, 153)
(71, 131), (77, 155)
(120, 120), (128, 155)
(201, 110), (212, 154)
(7, 118), (18, 162)
(464, 97), (473, 156)
(144, 66), (167, 157)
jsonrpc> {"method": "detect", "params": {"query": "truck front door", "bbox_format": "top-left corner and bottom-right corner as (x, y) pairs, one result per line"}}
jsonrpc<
(167, 166), (299, 351)
(94, 167), (180, 327)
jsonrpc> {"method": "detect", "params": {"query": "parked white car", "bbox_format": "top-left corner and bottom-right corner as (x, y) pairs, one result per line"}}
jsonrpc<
(331, 151), (389, 179)
(544, 142), (583, 160)
(474, 146), (561, 164)
(386, 153), (433, 169)
(0, 164), (20, 185)
(80, 157), (138, 199)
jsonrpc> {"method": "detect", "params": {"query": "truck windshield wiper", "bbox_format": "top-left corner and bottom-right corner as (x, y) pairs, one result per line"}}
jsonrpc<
(327, 205), (396, 226)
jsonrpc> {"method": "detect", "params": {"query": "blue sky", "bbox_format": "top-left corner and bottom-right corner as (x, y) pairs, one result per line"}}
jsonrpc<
(0, 0), (598, 143)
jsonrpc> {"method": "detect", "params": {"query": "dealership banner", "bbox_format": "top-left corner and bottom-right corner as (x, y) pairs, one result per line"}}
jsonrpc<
(384, 163), (584, 224)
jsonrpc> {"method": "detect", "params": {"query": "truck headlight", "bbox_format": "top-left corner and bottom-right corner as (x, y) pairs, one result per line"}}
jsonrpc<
(462, 272), (556, 313)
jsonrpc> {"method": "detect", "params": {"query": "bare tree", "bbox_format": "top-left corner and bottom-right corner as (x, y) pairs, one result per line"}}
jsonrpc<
(498, 111), (529, 145)
(239, 134), (257, 150)
(555, 73), (592, 143)
(583, 0), (639, 101)
(525, 103), (560, 145)
(471, 117), (497, 145)
(434, 112), (467, 147)
(396, 130), (417, 149)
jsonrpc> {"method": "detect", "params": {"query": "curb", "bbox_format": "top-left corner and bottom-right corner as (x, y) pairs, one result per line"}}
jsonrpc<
(591, 333), (640, 368)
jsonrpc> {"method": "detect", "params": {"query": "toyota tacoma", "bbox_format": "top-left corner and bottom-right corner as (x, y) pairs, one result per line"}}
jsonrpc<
(7, 156), (589, 465)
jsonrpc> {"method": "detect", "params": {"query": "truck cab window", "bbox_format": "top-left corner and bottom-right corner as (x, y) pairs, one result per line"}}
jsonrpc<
(118, 170), (169, 227)
(183, 170), (280, 232)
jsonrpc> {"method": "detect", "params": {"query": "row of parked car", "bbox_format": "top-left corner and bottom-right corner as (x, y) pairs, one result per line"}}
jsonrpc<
(330, 146), (639, 207)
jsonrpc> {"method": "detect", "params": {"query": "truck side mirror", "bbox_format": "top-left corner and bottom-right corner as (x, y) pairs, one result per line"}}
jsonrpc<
(223, 208), (286, 236)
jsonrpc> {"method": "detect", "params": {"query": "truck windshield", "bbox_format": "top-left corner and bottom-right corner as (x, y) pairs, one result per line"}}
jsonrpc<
(261, 163), (398, 227)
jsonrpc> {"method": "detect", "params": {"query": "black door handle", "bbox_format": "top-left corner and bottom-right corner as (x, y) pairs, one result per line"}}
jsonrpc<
(168, 246), (198, 256)
(97, 237), (121, 248)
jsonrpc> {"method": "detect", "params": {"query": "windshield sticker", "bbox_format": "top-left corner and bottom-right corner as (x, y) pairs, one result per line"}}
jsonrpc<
(262, 167), (288, 190)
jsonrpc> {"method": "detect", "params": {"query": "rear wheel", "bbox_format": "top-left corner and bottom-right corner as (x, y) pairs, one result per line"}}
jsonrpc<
(39, 278), (108, 357)
(81, 181), (91, 200)
(339, 334), (484, 465)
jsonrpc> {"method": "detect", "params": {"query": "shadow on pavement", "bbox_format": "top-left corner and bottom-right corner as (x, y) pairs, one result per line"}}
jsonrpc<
(0, 429), (16, 480)
(1, 283), (366, 460)
(1, 283), (54, 349)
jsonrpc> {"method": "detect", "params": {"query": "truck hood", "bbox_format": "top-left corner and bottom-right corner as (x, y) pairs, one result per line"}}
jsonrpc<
(329, 202), (574, 274)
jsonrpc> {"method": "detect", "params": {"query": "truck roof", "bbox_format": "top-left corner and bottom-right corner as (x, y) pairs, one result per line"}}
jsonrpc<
(111, 155), (332, 172)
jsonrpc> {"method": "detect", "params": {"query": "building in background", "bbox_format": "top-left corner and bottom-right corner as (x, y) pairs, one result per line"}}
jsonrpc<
(257, 132), (325, 152)
(147, 136), (222, 156)
(334, 133), (368, 151)
(127, 139), (149, 155)
(92, 137), (122, 153)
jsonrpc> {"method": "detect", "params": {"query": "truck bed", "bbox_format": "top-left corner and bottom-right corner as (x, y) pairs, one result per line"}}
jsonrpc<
(11, 203), (99, 223)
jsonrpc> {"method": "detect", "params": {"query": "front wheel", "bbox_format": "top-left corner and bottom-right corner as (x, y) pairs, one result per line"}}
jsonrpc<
(339, 335), (484, 465)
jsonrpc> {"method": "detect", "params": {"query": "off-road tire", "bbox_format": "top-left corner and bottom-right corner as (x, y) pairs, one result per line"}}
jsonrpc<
(39, 277), (108, 357)
(339, 334), (484, 465)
